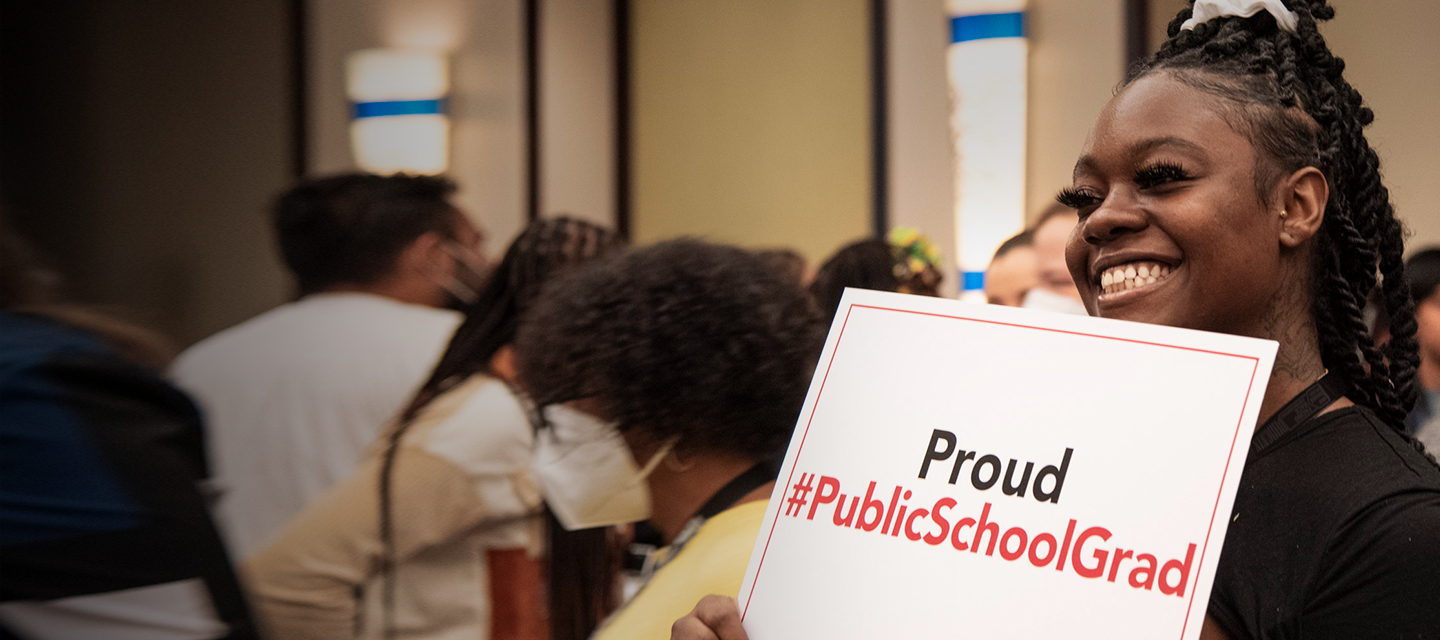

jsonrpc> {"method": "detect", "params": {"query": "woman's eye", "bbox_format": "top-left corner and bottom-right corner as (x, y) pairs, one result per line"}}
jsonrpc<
(1134, 163), (1192, 189)
(1055, 188), (1102, 213)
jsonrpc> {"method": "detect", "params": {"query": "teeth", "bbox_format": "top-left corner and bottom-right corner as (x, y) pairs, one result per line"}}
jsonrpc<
(1097, 261), (1175, 295)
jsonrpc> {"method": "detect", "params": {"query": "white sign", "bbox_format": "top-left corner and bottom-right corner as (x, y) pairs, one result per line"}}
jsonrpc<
(737, 289), (1277, 639)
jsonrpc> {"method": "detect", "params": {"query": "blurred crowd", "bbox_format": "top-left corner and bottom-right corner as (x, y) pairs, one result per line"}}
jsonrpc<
(5, 3), (1440, 632)
(3, 168), (1437, 639)
(0, 172), (951, 640)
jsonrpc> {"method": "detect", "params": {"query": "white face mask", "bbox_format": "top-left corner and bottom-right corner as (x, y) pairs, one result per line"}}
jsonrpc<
(1022, 287), (1090, 316)
(532, 404), (675, 531)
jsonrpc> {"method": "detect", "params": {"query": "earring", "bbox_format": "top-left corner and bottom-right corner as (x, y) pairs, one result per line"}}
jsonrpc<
(1280, 209), (1289, 220)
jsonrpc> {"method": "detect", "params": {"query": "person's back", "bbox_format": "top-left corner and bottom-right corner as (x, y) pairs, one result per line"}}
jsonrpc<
(242, 217), (623, 640)
(171, 173), (484, 557)
(172, 293), (458, 556)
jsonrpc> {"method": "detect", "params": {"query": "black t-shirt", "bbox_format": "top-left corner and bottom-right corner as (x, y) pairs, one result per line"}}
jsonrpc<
(1208, 405), (1440, 639)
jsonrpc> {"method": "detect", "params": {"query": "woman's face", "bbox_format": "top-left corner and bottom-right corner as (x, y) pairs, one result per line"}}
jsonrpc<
(1064, 73), (1289, 337)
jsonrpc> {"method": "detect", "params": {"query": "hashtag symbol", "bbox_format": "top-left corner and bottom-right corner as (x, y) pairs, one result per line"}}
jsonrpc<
(784, 473), (815, 517)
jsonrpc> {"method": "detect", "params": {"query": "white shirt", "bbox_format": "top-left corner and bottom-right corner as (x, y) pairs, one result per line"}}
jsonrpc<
(171, 293), (461, 558)
(245, 376), (543, 640)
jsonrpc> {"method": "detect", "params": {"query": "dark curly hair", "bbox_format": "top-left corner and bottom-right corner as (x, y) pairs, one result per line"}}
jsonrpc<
(1125, 0), (1418, 429)
(272, 173), (462, 295)
(516, 239), (825, 459)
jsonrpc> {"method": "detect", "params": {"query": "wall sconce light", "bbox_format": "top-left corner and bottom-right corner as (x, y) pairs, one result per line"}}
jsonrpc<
(947, 0), (1028, 301)
(346, 49), (450, 175)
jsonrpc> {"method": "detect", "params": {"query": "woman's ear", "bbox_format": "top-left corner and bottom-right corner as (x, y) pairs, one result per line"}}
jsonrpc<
(1278, 167), (1329, 248)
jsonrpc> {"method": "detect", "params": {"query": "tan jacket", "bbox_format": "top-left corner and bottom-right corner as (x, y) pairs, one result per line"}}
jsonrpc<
(244, 376), (545, 640)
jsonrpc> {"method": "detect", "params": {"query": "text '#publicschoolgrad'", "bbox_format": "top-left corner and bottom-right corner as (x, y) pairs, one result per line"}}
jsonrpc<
(779, 430), (1199, 598)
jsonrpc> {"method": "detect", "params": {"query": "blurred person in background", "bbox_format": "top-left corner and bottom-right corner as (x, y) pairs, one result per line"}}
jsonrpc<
(171, 173), (486, 558)
(807, 239), (892, 323)
(514, 240), (824, 640)
(0, 220), (257, 639)
(244, 218), (621, 640)
(754, 248), (808, 287)
(983, 230), (1037, 307)
(887, 228), (944, 298)
(1021, 203), (1086, 315)
(1405, 247), (1440, 451)
(809, 228), (943, 324)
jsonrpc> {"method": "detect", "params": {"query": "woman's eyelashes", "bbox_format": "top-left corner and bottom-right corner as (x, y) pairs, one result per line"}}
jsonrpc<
(1056, 161), (1193, 213)
(1133, 161), (1193, 190)
(1056, 187), (1102, 212)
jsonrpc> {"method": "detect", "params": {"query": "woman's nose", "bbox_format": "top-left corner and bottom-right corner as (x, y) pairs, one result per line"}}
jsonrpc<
(1081, 191), (1148, 245)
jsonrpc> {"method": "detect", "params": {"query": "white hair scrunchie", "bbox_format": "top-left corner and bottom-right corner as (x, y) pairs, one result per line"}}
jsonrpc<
(1180, 0), (1299, 33)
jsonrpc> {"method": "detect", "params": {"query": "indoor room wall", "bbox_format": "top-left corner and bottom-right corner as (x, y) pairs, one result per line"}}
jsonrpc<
(538, 0), (618, 228)
(307, 0), (529, 258)
(885, 0), (958, 297)
(628, 0), (873, 265)
(5, 0), (1432, 350)
(1146, 0), (1439, 253)
(1324, 0), (1440, 253)
(0, 1), (292, 346)
(884, 0), (1127, 296)
(1025, 0), (1126, 224)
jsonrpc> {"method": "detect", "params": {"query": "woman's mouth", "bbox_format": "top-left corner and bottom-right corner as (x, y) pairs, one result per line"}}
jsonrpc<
(1098, 261), (1174, 295)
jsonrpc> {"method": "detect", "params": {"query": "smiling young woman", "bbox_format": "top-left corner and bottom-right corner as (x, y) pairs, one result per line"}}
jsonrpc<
(1061, 0), (1440, 637)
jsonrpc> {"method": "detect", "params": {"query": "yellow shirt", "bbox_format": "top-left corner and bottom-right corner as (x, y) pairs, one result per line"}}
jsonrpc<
(594, 500), (769, 640)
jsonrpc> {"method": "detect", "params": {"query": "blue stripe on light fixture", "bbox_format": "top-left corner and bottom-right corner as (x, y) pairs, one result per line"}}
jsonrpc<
(962, 270), (986, 291)
(353, 99), (446, 119)
(951, 12), (1025, 43)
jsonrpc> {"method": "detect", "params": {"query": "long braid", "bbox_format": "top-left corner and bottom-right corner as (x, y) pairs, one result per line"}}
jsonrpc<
(1135, 0), (1419, 431)
(375, 217), (622, 639)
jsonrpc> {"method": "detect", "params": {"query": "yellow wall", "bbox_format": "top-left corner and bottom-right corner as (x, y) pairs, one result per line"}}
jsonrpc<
(630, 0), (871, 264)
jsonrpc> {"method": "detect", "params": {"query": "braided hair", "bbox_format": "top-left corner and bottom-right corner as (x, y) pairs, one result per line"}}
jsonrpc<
(1130, 0), (1418, 429)
(376, 216), (624, 639)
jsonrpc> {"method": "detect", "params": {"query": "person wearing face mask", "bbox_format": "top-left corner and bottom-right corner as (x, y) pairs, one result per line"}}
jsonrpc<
(514, 240), (824, 640)
(171, 173), (486, 559)
(671, 1), (1440, 638)
(1019, 203), (1087, 315)
(243, 218), (623, 640)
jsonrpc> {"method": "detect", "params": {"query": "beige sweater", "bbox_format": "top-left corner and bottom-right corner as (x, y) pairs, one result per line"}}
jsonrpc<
(244, 376), (545, 640)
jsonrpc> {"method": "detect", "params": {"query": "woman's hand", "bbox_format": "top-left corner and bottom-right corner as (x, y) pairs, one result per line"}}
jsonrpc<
(670, 595), (749, 640)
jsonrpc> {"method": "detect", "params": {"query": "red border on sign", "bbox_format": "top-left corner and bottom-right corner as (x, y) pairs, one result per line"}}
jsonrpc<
(741, 303), (1261, 640)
